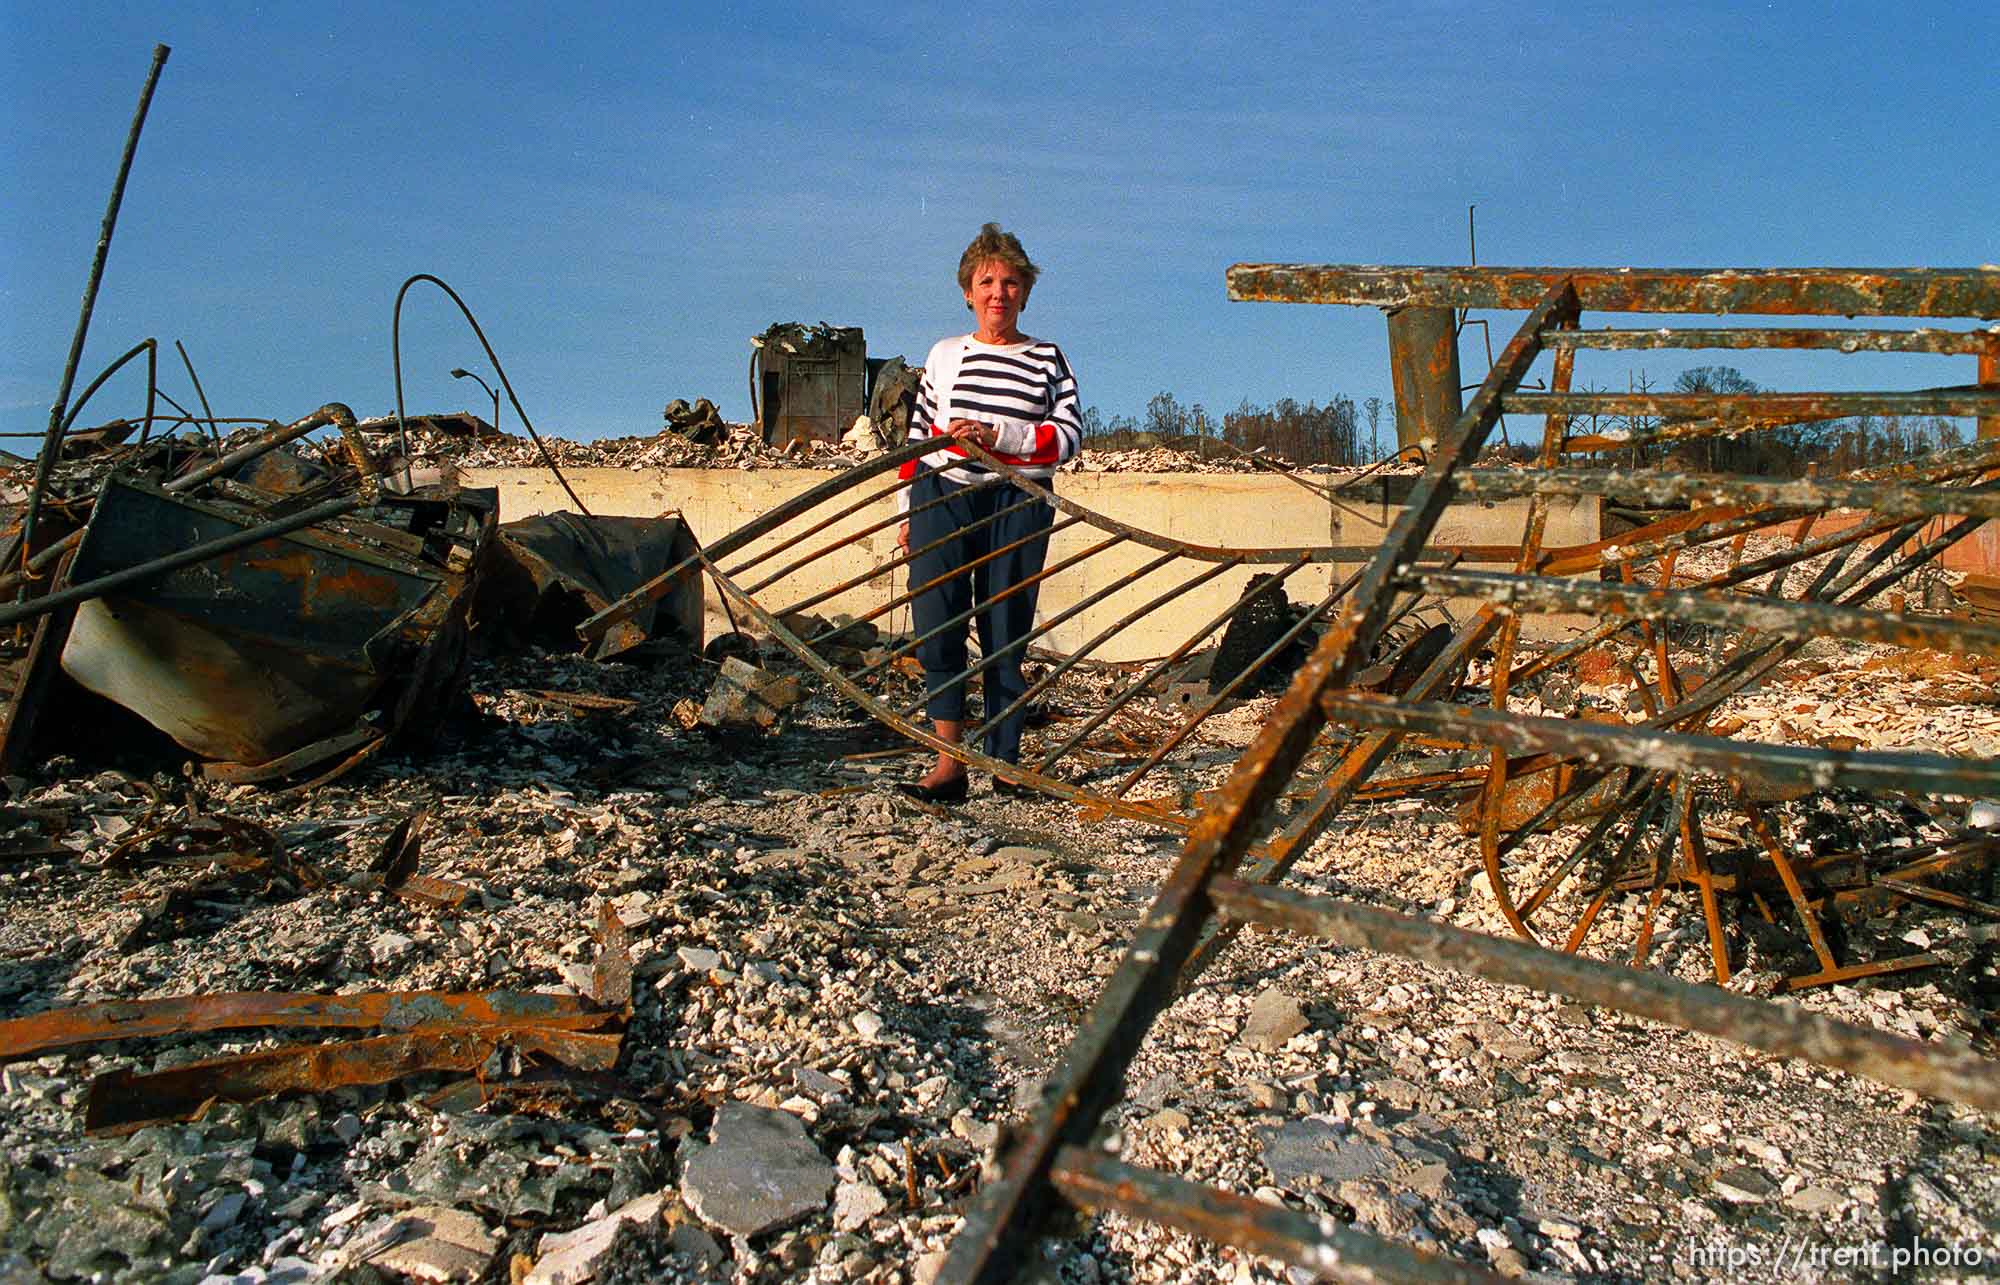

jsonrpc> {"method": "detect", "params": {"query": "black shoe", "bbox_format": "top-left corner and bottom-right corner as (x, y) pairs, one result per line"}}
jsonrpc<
(895, 776), (968, 805)
(991, 777), (1038, 801)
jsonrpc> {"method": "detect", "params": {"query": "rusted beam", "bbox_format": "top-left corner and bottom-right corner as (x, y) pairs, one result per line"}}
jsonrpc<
(1547, 326), (1999, 355)
(1453, 468), (2000, 523)
(1049, 1147), (1494, 1284)
(1207, 879), (2000, 1110)
(1318, 696), (2000, 798)
(1980, 337), (1998, 440)
(1503, 388), (2000, 424)
(83, 1027), (623, 1133)
(1406, 567), (2000, 659)
(1226, 264), (2000, 319)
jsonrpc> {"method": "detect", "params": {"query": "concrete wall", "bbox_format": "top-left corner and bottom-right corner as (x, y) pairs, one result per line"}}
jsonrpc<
(462, 467), (1598, 659)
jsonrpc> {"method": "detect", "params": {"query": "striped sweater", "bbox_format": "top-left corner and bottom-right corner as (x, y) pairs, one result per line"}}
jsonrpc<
(897, 334), (1082, 509)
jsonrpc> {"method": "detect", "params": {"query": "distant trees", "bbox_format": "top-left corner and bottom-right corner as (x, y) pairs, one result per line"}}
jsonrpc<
(1079, 390), (1382, 466)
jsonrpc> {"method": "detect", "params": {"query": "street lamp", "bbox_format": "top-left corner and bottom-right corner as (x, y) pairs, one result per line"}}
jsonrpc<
(450, 368), (500, 433)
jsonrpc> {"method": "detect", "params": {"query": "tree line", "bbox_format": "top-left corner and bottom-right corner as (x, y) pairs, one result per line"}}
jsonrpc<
(1080, 367), (1972, 476)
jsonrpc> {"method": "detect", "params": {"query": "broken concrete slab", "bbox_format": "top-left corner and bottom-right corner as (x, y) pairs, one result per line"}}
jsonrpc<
(681, 1103), (835, 1238)
(365, 1204), (498, 1283)
(698, 657), (804, 731)
(524, 1192), (666, 1285)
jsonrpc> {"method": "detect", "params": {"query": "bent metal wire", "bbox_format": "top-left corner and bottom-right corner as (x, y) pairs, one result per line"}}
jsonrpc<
(916, 265), (2000, 1282)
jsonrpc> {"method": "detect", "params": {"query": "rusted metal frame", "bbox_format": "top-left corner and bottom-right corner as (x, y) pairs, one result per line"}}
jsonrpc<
(1564, 787), (1673, 954)
(1455, 468), (2000, 523)
(1738, 800), (1841, 975)
(1224, 263), (2000, 319)
(1479, 322), (1577, 938)
(1675, 780), (1731, 983)
(719, 462), (934, 579)
(1980, 338), (1998, 439)
(1505, 387), (2000, 424)
(840, 517), (1096, 680)
(1630, 782), (1698, 967)
(20, 45), (171, 595)
(697, 550), (1204, 830)
(577, 438), (940, 645)
(1110, 572), (1363, 799)
(1547, 326), (2000, 355)
(164, 402), (362, 496)
(781, 497), (1066, 627)
(1406, 568), (2000, 659)
(1047, 1147), (1494, 1284)
(936, 283), (1580, 1285)
(47, 338), (160, 464)
(1873, 877), (2000, 920)
(174, 340), (223, 446)
(1033, 555), (1316, 773)
(734, 466), (964, 593)
(83, 1027), (624, 1134)
(1318, 697), (2000, 798)
(0, 988), (617, 1061)
(892, 535), (1146, 718)
(1205, 877), (2000, 1110)
(1526, 783), (1664, 933)
(970, 557), (1250, 748)
(1798, 827), (1999, 888)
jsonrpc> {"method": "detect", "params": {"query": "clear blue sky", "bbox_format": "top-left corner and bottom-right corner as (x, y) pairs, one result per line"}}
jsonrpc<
(4, 2), (1995, 445)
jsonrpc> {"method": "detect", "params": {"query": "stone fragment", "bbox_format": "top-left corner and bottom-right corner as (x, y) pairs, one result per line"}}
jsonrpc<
(1711, 1165), (1777, 1204)
(1239, 988), (1309, 1051)
(370, 931), (415, 966)
(832, 1180), (889, 1231)
(682, 1104), (836, 1237)
(1260, 1119), (1397, 1190)
(1243, 1081), (1286, 1111)
(1783, 1186), (1845, 1213)
(1337, 1179), (1418, 1238)
(852, 1011), (885, 1041)
(366, 1206), (498, 1283)
(699, 658), (803, 731)
(677, 946), (721, 972)
(525, 1193), (664, 1285)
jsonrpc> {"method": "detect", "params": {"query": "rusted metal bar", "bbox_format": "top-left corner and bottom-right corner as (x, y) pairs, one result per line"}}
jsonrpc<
(1547, 326), (1998, 355)
(1455, 467), (2000, 523)
(1504, 387), (2000, 424)
(1386, 306), (1462, 450)
(1981, 338), (1998, 440)
(969, 557), (1247, 747)
(0, 988), (617, 1061)
(1032, 556), (1314, 773)
(738, 468), (962, 594)
(19, 44), (171, 590)
(1318, 697), (2000, 798)
(1225, 264), (2000, 319)
(1205, 878), (2000, 1111)
(935, 283), (1579, 1285)
(1407, 566), (2000, 658)
(83, 1027), (623, 1134)
(914, 545), (1176, 722)
(1112, 574), (1359, 798)
(578, 437), (940, 646)
(788, 505), (1079, 630)
(1048, 1147), (1493, 1284)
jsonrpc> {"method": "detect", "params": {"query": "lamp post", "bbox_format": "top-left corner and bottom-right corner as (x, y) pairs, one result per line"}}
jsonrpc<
(450, 368), (500, 433)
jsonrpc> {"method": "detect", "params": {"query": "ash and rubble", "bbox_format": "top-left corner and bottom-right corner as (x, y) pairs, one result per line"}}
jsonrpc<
(2, 571), (1996, 1284)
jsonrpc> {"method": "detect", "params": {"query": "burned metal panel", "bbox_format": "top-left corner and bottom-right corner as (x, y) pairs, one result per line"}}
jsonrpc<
(755, 323), (869, 448)
(477, 511), (703, 658)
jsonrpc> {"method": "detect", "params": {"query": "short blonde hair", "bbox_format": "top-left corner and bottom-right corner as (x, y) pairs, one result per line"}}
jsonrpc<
(957, 222), (1039, 295)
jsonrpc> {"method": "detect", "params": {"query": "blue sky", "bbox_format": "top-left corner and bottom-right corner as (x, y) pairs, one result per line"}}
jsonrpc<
(3, 2), (1995, 445)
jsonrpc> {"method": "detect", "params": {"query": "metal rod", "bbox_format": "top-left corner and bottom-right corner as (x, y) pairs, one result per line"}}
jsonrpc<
(1206, 878), (2000, 1111)
(19, 44), (170, 597)
(174, 339), (221, 446)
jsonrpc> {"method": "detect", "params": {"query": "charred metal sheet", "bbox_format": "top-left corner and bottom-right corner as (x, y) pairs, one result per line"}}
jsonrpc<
(1049, 1147), (1493, 1284)
(478, 511), (702, 659)
(82, 1027), (623, 1134)
(0, 987), (618, 1060)
(1224, 264), (2000, 318)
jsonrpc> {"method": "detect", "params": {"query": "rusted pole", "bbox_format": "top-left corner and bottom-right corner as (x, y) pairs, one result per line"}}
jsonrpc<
(1386, 305), (1462, 451)
(18, 43), (170, 593)
(1980, 336), (1998, 440)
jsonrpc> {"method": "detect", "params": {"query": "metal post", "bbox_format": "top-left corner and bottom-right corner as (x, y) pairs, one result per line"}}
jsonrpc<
(1386, 305), (1462, 451)
(1979, 337), (1997, 441)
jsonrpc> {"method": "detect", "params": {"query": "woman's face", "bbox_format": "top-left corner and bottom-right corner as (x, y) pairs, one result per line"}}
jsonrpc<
(964, 258), (1029, 339)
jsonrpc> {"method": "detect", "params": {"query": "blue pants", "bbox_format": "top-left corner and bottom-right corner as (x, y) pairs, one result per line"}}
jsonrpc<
(906, 473), (1055, 764)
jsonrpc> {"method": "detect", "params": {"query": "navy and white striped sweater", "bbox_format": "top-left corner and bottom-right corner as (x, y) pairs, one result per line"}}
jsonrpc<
(898, 334), (1082, 507)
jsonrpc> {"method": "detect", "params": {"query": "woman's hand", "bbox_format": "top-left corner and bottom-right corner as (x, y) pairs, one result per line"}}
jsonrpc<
(897, 521), (910, 551)
(947, 418), (996, 448)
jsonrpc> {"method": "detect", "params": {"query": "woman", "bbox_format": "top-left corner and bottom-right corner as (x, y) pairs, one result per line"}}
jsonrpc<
(894, 223), (1083, 803)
